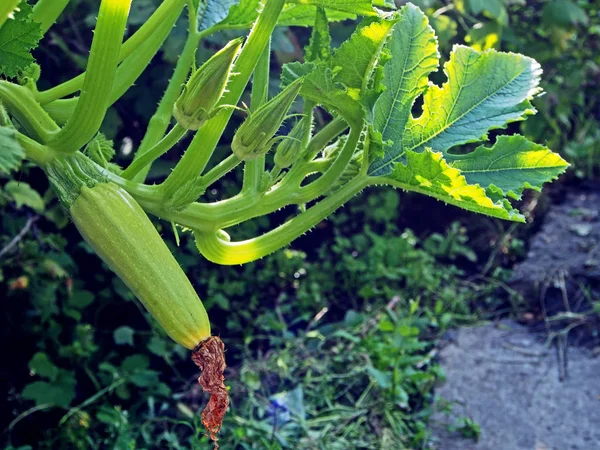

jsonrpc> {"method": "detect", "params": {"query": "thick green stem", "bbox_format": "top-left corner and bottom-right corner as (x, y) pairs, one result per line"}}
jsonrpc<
(161, 0), (286, 200)
(0, 0), (21, 29)
(32, 0), (70, 34)
(105, 123), (358, 233)
(36, 0), (186, 104)
(304, 116), (348, 161)
(121, 124), (187, 180)
(130, 4), (203, 183)
(242, 40), (271, 194)
(48, 0), (133, 153)
(292, 126), (361, 203)
(0, 81), (59, 142)
(17, 133), (56, 166)
(198, 155), (241, 191)
(195, 175), (369, 265)
(43, 11), (181, 125)
(0, 102), (11, 127)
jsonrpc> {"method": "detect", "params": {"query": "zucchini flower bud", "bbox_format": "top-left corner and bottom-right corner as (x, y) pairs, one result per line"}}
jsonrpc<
(174, 38), (243, 130)
(231, 78), (304, 161)
(274, 117), (309, 169)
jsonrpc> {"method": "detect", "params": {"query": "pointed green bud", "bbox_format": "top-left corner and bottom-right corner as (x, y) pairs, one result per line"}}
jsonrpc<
(274, 117), (309, 169)
(173, 38), (243, 130)
(231, 78), (304, 161)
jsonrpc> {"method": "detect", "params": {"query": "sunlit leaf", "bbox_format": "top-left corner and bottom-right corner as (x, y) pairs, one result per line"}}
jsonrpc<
(448, 135), (570, 200)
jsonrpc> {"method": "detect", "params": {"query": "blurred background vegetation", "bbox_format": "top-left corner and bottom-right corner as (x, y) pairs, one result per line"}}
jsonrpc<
(1, 0), (598, 449)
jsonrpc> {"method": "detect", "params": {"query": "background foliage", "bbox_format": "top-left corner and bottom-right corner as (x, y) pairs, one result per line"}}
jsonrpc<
(1, 1), (596, 449)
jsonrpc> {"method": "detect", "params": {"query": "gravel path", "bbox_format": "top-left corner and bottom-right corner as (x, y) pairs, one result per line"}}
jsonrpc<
(431, 321), (600, 450)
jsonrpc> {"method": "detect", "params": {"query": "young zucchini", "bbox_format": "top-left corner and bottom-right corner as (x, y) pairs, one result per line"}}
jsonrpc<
(47, 155), (228, 447)
(70, 182), (211, 349)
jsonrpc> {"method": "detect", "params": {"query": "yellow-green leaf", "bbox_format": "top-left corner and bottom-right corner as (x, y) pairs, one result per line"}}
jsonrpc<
(378, 149), (525, 222)
(448, 135), (570, 200)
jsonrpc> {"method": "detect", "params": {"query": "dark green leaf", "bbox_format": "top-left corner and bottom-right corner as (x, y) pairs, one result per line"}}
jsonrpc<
(28, 352), (58, 380)
(0, 126), (24, 175)
(22, 371), (76, 407)
(5, 180), (45, 212)
(0, 2), (42, 78)
(305, 8), (331, 63)
(113, 326), (135, 346)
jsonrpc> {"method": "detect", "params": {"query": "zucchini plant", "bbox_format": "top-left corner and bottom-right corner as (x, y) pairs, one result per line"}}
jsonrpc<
(0, 0), (568, 445)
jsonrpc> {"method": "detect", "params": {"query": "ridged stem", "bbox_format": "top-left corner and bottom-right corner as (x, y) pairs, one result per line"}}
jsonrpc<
(17, 133), (56, 166)
(36, 0), (186, 104)
(47, 0), (133, 152)
(43, 11), (181, 125)
(0, 81), (59, 142)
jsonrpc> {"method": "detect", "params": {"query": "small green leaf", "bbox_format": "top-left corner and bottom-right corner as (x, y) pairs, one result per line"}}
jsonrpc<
(286, 0), (377, 16)
(29, 352), (59, 380)
(467, 0), (507, 24)
(286, 62), (364, 127)
(130, 369), (160, 388)
(121, 354), (149, 372)
(281, 61), (316, 86)
(379, 149), (524, 222)
(305, 7), (331, 64)
(22, 371), (76, 407)
(332, 16), (398, 98)
(113, 326), (135, 346)
(366, 366), (392, 388)
(5, 181), (45, 212)
(84, 133), (115, 168)
(0, 126), (24, 175)
(147, 336), (170, 357)
(448, 135), (569, 200)
(220, 0), (260, 27)
(0, 2), (42, 78)
(542, 0), (588, 29)
(68, 289), (95, 310)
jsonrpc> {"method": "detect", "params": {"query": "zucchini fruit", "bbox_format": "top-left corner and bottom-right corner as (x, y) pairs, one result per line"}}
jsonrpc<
(46, 155), (228, 447)
(70, 182), (211, 349)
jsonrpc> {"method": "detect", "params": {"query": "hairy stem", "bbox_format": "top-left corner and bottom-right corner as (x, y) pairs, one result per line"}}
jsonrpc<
(198, 155), (241, 192)
(195, 175), (369, 264)
(130, 3), (203, 182)
(160, 0), (287, 201)
(121, 124), (188, 180)
(242, 39), (271, 194)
